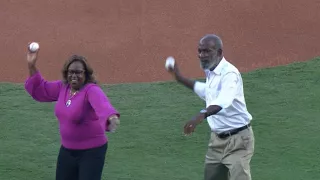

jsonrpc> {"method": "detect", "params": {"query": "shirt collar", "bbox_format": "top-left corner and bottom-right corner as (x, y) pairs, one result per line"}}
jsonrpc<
(204, 57), (227, 76)
(213, 57), (227, 75)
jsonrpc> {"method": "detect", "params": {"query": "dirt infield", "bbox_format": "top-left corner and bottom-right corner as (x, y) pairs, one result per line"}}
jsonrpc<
(0, 1), (319, 84)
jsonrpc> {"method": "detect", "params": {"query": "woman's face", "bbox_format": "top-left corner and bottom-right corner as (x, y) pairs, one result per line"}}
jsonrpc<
(67, 61), (86, 90)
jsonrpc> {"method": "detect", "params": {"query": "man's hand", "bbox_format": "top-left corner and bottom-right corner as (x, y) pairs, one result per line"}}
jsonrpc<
(166, 61), (195, 90)
(183, 113), (205, 135)
(166, 62), (181, 79)
(184, 120), (199, 135)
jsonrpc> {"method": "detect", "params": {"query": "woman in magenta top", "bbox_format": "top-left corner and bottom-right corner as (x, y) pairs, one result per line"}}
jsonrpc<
(24, 48), (120, 180)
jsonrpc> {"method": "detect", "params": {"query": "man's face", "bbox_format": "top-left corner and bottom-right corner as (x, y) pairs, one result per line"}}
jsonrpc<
(198, 40), (221, 70)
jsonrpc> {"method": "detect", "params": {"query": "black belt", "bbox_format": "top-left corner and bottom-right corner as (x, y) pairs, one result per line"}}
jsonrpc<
(217, 123), (251, 139)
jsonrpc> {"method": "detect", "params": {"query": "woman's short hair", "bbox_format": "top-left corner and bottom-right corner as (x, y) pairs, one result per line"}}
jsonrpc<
(61, 54), (97, 84)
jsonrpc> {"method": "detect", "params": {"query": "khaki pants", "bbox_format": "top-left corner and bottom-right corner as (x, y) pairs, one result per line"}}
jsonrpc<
(204, 127), (255, 180)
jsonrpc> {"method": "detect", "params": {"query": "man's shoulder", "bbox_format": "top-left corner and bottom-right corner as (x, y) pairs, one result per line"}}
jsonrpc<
(221, 59), (240, 76)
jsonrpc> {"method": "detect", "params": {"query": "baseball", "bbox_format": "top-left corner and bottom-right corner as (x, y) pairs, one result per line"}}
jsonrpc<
(165, 56), (175, 70)
(28, 42), (39, 52)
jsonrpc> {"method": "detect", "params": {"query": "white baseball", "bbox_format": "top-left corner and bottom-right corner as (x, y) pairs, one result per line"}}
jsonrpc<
(165, 56), (175, 70)
(29, 42), (39, 52)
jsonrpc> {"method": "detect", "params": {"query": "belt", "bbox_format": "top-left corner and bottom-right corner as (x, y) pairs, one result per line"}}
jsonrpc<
(217, 123), (251, 139)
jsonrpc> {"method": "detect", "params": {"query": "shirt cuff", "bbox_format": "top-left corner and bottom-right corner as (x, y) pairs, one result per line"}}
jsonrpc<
(25, 71), (42, 89)
(193, 81), (206, 98)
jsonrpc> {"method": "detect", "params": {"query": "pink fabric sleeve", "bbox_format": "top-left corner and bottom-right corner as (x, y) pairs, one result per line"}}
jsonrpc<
(87, 85), (120, 131)
(24, 71), (62, 102)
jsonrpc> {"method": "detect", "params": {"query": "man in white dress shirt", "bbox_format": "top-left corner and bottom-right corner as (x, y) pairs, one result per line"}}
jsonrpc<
(167, 34), (255, 180)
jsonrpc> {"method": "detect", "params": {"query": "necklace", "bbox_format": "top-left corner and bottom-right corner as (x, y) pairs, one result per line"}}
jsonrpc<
(66, 90), (78, 107)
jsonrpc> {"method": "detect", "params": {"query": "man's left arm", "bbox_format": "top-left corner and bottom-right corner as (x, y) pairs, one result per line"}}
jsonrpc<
(202, 72), (239, 118)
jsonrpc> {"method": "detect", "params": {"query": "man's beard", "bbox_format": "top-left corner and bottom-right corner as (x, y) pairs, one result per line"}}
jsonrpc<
(200, 59), (219, 70)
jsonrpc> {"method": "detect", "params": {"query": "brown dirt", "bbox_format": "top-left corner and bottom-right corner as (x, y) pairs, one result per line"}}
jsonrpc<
(0, 0), (320, 84)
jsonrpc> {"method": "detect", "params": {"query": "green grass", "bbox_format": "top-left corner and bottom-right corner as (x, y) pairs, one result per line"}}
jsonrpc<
(1, 58), (320, 180)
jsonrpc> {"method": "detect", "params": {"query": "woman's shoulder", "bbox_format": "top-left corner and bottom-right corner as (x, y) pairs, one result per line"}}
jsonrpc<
(84, 82), (100, 89)
(81, 83), (106, 101)
(58, 80), (69, 89)
(81, 83), (104, 94)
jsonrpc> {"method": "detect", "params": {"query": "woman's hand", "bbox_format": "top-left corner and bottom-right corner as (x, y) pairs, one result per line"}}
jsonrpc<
(27, 43), (39, 67)
(27, 43), (40, 76)
(108, 115), (120, 133)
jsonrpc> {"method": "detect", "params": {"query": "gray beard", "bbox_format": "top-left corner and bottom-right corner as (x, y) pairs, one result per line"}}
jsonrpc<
(200, 61), (217, 71)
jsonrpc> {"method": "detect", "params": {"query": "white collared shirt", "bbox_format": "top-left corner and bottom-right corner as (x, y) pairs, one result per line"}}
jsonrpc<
(193, 57), (252, 133)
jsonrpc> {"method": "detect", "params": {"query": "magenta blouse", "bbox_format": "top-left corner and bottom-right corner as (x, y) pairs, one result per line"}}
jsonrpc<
(25, 71), (120, 150)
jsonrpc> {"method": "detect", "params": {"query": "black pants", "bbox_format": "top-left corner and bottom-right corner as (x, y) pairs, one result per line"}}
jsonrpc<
(55, 143), (108, 180)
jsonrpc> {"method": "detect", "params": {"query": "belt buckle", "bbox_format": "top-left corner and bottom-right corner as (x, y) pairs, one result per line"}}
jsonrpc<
(224, 131), (232, 138)
(218, 131), (232, 139)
